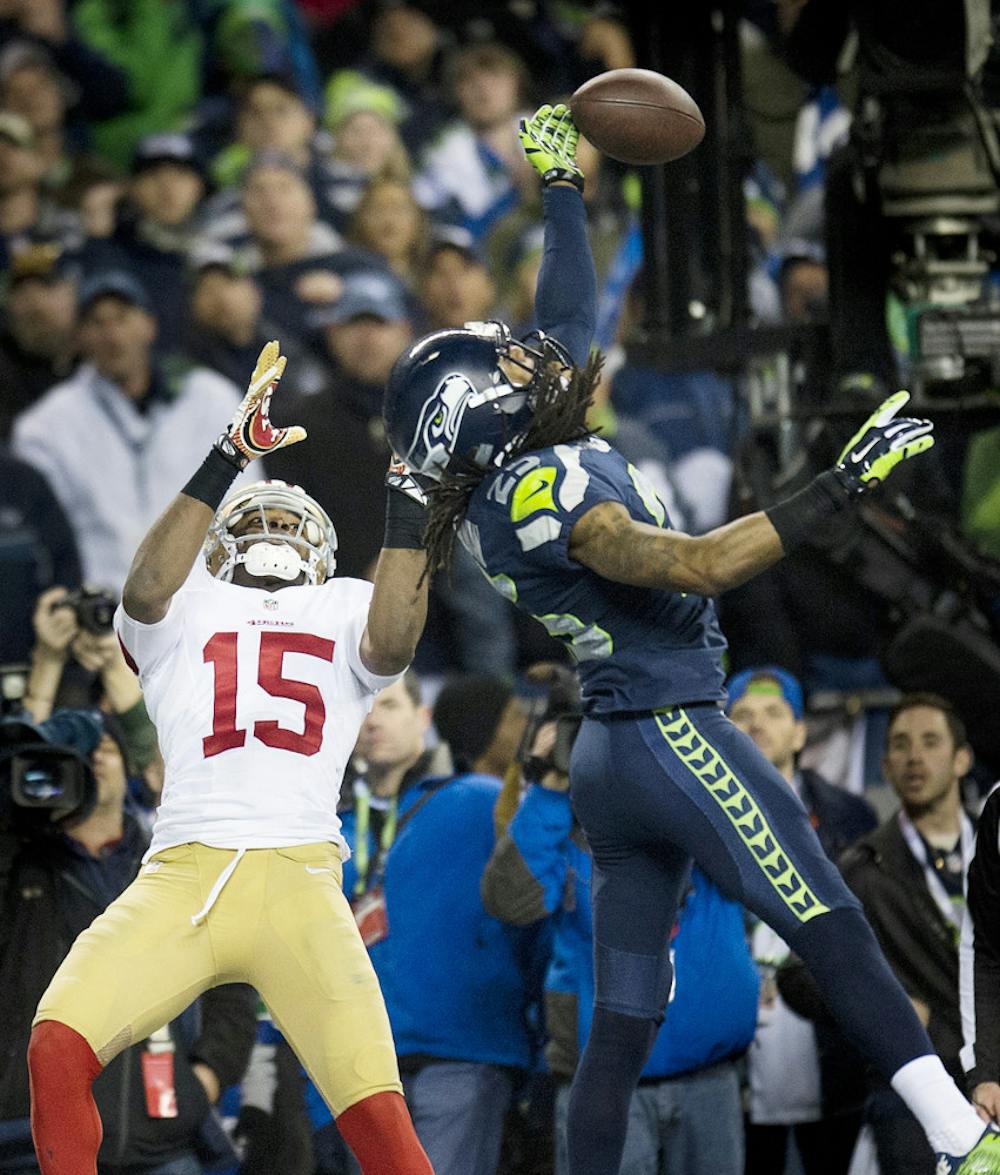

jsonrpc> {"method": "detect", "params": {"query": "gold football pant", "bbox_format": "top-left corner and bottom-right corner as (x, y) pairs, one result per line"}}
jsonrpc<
(34, 841), (401, 1115)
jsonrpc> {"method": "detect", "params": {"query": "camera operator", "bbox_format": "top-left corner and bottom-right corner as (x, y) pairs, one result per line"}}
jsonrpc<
(481, 670), (760, 1175)
(0, 709), (257, 1175)
(781, 0), (997, 397)
(22, 586), (161, 797)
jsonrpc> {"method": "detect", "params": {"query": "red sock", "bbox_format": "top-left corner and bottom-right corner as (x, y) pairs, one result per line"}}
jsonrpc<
(28, 1021), (103, 1175)
(336, 1090), (434, 1174)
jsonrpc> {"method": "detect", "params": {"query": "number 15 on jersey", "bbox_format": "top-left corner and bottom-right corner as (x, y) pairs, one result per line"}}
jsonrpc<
(202, 630), (335, 759)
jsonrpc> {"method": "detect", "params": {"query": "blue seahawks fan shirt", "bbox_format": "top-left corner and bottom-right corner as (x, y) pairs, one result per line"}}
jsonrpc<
(460, 436), (727, 714)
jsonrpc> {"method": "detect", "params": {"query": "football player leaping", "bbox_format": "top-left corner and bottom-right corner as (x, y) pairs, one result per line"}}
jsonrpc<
(28, 341), (434, 1174)
(383, 103), (1000, 1175)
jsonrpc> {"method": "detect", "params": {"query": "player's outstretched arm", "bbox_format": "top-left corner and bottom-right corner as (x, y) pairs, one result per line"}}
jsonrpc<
(519, 103), (596, 367)
(359, 459), (430, 676)
(122, 342), (304, 623)
(570, 392), (934, 596)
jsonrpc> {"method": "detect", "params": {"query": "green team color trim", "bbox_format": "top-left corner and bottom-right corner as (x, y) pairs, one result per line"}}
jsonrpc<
(655, 707), (830, 924)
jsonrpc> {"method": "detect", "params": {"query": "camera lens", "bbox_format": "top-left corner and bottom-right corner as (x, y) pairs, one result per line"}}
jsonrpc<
(19, 763), (64, 803)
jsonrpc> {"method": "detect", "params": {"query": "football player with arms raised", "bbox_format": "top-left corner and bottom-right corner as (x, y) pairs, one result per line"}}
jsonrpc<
(383, 104), (1000, 1175)
(27, 342), (434, 1175)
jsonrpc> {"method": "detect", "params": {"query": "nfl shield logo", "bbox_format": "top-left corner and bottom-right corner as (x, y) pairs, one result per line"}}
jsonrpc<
(264, 597), (278, 611)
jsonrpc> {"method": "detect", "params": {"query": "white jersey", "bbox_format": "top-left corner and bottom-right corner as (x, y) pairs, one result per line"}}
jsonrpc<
(115, 561), (401, 860)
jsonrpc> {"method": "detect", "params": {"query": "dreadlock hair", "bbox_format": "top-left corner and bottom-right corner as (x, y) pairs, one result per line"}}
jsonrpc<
(422, 347), (604, 581)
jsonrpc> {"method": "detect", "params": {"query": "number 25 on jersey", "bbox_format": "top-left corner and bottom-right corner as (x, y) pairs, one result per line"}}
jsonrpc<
(202, 631), (334, 759)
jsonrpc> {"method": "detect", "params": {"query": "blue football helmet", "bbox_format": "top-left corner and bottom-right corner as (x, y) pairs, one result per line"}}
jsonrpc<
(383, 321), (573, 480)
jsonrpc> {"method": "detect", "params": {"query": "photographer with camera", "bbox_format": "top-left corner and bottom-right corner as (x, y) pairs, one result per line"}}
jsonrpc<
(0, 709), (258, 1174)
(21, 585), (161, 798)
(481, 667), (760, 1175)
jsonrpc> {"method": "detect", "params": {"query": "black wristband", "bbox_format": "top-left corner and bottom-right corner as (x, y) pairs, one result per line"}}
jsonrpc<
(383, 486), (427, 549)
(542, 167), (584, 193)
(183, 445), (243, 510)
(765, 469), (855, 552)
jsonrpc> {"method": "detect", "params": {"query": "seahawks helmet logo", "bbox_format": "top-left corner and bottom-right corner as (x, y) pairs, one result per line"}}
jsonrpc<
(408, 372), (478, 476)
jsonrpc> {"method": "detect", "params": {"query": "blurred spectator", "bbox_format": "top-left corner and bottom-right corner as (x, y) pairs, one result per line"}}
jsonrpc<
(233, 151), (387, 340)
(418, 239), (497, 331)
(780, 693), (977, 1175)
(0, 39), (120, 210)
(432, 674), (527, 780)
(313, 672), (545, 1175)
(186, 243), (326, 399)
(0, 239), (79, 437)
(960, 782), (1000, 1127)
(482, 710), (758, 1175)
(11, 270), (245, 590)
(0, 110), (81, 268)
(0, 0), (129, 134)
(203, 73), (359, 239)
(585, 348), (696, 535)
(210, 73), (320, 189)
(414, 42), (531, 241)
(58, 0), (205, 170)
(349, 177), (432, 288)
(0, 707), (257, 1174)
(325, 79), (413, 218)
(0, 449), (80, 665)
(610, 280), (737, 535)
(203, 1), (322, 112)
(80, 132), (208, 353)
(265, 270), (413, 577)
(727, 666), (875, 1175)
(325, 7), (451, 157)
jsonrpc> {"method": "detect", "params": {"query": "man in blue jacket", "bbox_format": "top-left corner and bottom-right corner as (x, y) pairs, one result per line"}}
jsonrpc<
(482, 712), (759, 1175)
(313, 670), (544, 1175)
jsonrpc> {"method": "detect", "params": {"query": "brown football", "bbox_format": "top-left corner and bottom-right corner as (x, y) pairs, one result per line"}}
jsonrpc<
(569, 68), (705, 166)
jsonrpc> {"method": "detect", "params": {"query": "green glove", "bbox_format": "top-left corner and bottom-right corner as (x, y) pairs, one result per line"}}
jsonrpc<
(517, 103), (584, 191)
(835, 390), (935, 491)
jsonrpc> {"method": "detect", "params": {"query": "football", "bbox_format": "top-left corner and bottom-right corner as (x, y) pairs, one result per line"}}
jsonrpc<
(569, 68), (705, 166)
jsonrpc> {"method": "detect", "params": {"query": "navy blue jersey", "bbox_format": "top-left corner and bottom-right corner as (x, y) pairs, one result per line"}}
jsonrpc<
(460, 437), (727, 714)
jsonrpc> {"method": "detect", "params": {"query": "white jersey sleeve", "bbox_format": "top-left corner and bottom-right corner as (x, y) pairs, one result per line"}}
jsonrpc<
(114, 562), (205, 680)
(339, 591), (408, 695)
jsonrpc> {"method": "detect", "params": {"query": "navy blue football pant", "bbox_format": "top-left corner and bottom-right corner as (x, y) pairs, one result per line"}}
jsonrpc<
(565, 702), (933, 1175)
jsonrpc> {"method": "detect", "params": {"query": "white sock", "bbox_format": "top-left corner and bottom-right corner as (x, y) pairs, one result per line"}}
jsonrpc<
(891, 1055), (984, 1156)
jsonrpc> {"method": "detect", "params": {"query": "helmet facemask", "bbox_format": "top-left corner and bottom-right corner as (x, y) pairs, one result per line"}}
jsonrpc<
(205, 481), (337, 586)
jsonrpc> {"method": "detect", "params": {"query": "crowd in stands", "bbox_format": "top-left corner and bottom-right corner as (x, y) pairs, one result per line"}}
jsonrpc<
(2, 2), (1000, 1174)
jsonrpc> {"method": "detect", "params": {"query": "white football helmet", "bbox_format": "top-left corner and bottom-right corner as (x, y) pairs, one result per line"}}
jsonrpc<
(204, 480), (337, 585)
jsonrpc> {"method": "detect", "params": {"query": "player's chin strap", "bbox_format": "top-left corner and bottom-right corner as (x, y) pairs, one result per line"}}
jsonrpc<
(240, 541), (307, 582)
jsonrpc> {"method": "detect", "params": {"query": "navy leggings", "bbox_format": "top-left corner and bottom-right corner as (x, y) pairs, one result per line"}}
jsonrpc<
(569, 703), (932, 1072)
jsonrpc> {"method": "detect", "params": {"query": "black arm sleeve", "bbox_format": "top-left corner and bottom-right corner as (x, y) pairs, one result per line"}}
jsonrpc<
(534, 185), (597, 367)
(964, 788), (1000, 1089)
(189, 983), (258, 1091)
